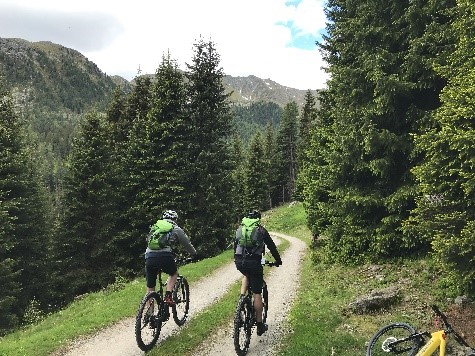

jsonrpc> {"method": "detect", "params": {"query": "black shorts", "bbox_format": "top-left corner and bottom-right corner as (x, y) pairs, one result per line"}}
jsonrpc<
(145, 252), (177, 289)
(234, 255), (263, 294)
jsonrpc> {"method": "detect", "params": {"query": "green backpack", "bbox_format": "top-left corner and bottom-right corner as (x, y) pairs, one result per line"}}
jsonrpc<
(147, 219), (174, 250)
(237, 217), (264, 248)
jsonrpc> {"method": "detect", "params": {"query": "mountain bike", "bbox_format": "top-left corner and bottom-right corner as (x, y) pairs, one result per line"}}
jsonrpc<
(366, 304), (475, 356)
(233, 259), (277, 356)
(135, 257), (192, 351)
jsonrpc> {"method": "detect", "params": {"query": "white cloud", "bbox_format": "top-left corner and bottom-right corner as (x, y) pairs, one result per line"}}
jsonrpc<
(1, 0), (329, 90)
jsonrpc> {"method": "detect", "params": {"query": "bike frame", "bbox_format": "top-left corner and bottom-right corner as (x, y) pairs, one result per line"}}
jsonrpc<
(414, 330), (446, 356)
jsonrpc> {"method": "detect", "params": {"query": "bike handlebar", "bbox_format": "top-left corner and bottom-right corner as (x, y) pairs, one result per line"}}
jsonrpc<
(176, 256), (197, 266)
(262, 260), (279, 267)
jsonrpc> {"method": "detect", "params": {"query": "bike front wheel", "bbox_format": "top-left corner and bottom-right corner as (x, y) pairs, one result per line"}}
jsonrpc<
(172, 276), (190, 326)
(262, 280), (268, 323)
(135, 292), (162, 351)
(366, 322), (422, 356)
(233, 295), (253, 356)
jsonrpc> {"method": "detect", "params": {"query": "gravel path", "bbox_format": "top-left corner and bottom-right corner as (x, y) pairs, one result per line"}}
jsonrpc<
(55, 233), (306, 356)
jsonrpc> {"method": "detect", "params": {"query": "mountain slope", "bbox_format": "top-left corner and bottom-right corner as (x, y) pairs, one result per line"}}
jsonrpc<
(223, 74), (315, 107)
(0, 38), (116, 113)
(0, 38), (314, 113)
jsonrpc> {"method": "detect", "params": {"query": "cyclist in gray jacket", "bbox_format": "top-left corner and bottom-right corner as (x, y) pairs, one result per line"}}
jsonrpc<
(145, 210), (197, 305)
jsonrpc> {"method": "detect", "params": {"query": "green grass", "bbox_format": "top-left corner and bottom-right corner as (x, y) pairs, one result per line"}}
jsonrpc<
(262, 201), (311, 241)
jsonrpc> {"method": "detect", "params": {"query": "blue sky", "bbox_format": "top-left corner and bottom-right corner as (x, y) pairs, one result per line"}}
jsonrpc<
(0, 0), (329, 90)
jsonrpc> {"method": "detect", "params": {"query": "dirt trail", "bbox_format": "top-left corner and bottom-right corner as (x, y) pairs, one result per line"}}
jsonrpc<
(56, 233), (306, 356)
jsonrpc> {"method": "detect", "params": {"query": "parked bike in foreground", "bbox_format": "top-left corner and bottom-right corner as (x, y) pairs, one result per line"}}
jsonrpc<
(233, 259), (277, 356)
(366, 304), (475, 356)
(135, 257), (192, 351)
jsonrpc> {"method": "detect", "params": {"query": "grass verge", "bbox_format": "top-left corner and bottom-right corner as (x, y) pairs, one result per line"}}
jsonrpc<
(0, 250), (235, 356)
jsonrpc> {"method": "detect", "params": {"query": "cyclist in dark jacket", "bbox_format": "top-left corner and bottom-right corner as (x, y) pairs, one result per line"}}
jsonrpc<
(234, 210), (282, 336)
(145, 210), (197, 305)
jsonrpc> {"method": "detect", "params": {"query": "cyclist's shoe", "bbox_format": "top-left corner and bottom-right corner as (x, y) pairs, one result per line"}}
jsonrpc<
(256, 322), (268, 336)
(164, 293), (176, 306)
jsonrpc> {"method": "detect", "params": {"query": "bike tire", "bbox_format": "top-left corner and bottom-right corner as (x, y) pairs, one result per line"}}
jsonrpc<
(172, 276), (190, 326)
(233, 295), (253, 356)
(135, 292), (162, 351)
(262, 280), (269, 323)
(366, 322), (422, 356)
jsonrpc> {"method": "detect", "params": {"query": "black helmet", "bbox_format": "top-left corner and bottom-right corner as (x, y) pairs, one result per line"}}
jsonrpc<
(162, 209), (178, 222)
(247, 209), (261, 219)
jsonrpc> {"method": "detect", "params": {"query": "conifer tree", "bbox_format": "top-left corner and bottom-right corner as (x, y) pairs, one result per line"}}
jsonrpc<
(295, 90), (317, 199)
(263, 122), (280, 209)
(0, 101), (21, 332)
(302, 0), (456, 262)
(125, 53), (189, 265)
(230, 133), (247, 222)
(106, 75), (153, 274)
(184, 37), (235, 254)
(53, 112), (116, 302)
(408, 0), (475, 294)
(276, 101), (299, 203)
(0, 79), (51, 330)
(244, 130), (268, 212)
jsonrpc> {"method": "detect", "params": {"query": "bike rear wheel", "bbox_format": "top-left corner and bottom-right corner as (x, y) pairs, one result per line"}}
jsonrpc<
(366, 322), (422, 356)
(233, 295), (253, 356)
(135, 292), (163, 351)
(172, 276), (190, 326)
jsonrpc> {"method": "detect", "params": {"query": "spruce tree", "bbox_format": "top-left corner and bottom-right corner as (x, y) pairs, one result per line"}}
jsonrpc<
(53, 112), (116, 302)
(244, 130), (268, 212)
(276, 101), (299, 203)
(295, 90), (318, 199)
(302, 0), (456, 262)
(263, 122), (280, 209)
(408, 0), (475, 294)
(184, 37), (235, 254)
(229, 133), (247, 222)
(125, 53), (189, 264)
(106, 75), (153, 274)
(0, 79), (51, 330)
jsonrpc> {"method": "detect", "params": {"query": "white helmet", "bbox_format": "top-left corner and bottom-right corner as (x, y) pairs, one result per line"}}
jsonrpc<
(162, 210), (178, 222)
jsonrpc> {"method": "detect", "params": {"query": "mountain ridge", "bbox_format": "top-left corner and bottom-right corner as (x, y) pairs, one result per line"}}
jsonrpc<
(0, 37), (314, 112)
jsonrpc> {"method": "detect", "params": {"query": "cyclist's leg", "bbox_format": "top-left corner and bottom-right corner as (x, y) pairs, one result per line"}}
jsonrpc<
(235, 255), (250, 295)
(145, 255), (160, 294)
(159, 253), (178, 293)
(166, 272), (178, 292)
(248, 263), (264, 322)
(240, 275), (248, 295)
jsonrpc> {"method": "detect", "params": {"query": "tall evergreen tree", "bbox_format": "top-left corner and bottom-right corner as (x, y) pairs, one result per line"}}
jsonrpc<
(303, 0), (455, 262)
(0, 79), (51, 331)
(229, 133), (247, 223)
(276, 101), (299, 203)
(295, 90), (318, 199)
(244, 130), (268, 212)
(125, 53), (189, 266)
(263, 122), (280, 209)
(300, 90), (334, 240)
(106, 75), (153, 274)
(184, 37), (235, 254)
(53, 112), (116, 303)
(408, 0), (475, 294)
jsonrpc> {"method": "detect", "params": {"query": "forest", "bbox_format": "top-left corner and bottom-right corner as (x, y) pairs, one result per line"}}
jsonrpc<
(1, 0), (475, 338)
